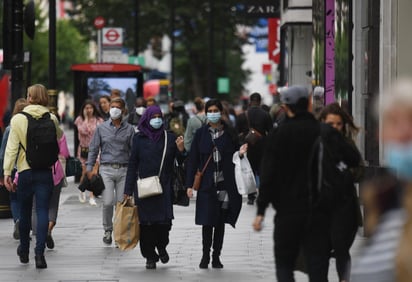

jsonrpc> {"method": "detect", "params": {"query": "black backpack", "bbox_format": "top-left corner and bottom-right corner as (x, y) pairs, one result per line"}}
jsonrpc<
(309, 128), (349, 212)
(20, 112), (59, 169)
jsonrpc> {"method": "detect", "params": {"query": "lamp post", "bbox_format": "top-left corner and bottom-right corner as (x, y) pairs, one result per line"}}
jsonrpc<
(48, 0), (57, 115)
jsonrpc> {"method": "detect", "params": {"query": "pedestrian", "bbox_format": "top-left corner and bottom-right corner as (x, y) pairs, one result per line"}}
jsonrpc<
(351, 79), (412, 282)
(127, 97), (147, 131)
(124, 105), (185, 269)
(99, 95), (111, 121)
(0, 98), (28, 240)
(86, 97), (135, 245)
(319, 102), (363, 281)
(236, 93), (273, 205)
(30, 131), (70, 250)
(253, 86), (360, 282)
(3, 84), (63, 269)
(186, 98), (244, 269)
(74, 99), (103, 206)
(110, 88), (121, 100)
(164, 100), (189, 137)
(184, 97), (207, 152)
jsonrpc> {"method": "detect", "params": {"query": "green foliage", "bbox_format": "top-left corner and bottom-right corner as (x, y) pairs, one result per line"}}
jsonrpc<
(65, 0), (252, 101)
(24, 19), (89, 92)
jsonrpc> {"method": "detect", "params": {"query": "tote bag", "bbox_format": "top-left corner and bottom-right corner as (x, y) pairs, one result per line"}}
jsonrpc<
(232, 151), (257, 195)
(114, 198), (140, 251)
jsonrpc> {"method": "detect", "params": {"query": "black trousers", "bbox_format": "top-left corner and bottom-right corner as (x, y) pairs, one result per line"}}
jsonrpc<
(202, 209), (226, 257)
(274, 212), (330, 282)
(140, 223), (171, 261)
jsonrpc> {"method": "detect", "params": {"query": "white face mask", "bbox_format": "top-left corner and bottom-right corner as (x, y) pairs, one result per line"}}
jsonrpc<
(109, 107), (122, 120)
(135, 106), (146, 116)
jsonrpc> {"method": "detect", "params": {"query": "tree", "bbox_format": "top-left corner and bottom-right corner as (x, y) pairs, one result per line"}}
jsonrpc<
(66, 0), (253, 101)
(24, 19), (89, 92)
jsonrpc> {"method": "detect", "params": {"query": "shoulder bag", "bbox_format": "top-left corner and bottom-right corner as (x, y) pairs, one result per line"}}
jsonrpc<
(192, 150), (214, 191)
(244, 111), (263, 145)
(137, 131), (167, 199)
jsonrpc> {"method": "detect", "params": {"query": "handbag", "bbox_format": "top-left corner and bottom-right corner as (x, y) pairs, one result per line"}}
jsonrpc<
(232, 151), (257, 195)
(137, 131), (167, 199)
(192, 152), (213, 191)
(80, 146), (89, 159)
(173, 158), (189, 206)
(65, 156), (82, 177)
(113, 198), (140, 251)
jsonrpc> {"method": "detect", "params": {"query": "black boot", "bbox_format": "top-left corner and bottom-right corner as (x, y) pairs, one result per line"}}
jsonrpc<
(35, 255), (47, 269)
(212, 223), (225, 269)
(200, 226), (213, 269)
(212, 253), (223, 269)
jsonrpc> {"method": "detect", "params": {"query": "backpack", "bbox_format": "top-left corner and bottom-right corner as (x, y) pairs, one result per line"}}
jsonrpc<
(309, 130), (349, 212)
(169, 117), (185, 137)
(20, 112), (59, 169)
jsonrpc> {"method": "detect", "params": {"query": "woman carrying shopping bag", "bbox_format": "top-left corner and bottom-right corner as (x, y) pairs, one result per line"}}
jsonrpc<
(123, 105), (185, 270)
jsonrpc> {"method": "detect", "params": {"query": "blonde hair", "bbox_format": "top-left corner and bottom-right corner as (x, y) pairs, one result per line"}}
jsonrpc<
(27, 84), (49, 106)
(12, 98), (28, 116)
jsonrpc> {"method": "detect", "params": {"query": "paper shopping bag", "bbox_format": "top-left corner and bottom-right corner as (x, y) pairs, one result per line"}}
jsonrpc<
(114, 198), (140, 251)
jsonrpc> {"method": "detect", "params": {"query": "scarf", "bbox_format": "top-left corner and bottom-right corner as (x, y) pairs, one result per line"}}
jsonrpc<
(138, 105), (164, 142)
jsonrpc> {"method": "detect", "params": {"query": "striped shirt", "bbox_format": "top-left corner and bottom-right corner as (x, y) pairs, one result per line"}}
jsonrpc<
(351, 209), (405, 282)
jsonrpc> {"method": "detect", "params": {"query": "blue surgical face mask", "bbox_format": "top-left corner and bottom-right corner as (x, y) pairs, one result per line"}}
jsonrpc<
(207, 112), (221, 124)
(385, 142), (412, 180)
(149, 117), (163, 129)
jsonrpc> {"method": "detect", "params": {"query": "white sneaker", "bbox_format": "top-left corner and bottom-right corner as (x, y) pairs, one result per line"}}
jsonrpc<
(89, 197), (97, 206)
(78, 192), (86, 203)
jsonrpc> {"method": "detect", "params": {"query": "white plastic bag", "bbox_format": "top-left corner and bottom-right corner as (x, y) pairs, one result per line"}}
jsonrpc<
(232, 151), (257, 195)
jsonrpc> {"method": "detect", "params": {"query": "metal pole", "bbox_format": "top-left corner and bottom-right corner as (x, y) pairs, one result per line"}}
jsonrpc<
(134, 0), (139, 56)
(208, 0), (215, 98)
(48, 0), (57, 115)
(97, 30), (102, 63)
(170, 0), (175, 98)
(11, 0), (25, 107)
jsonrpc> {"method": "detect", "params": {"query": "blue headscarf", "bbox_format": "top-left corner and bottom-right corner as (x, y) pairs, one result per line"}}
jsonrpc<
(138, 105), (164, 142)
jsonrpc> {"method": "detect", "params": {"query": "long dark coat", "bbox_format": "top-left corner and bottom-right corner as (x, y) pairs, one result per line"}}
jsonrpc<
(124, 131), (181, 224)
(186, 124), (242, 228)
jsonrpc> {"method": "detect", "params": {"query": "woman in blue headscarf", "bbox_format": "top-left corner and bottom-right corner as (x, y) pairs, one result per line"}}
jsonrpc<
(124, 105), (185, 270)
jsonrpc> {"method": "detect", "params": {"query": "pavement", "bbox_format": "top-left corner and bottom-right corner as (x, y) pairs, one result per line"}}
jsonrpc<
(0, 128), (366, 282)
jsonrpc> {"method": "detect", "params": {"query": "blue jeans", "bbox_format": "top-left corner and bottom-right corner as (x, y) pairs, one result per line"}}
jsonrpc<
(17, 169), (53, 256)
(9, 191), (20, 222)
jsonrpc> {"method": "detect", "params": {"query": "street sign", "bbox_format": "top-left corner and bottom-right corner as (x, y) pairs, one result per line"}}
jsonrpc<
(102, 28), (123, 46)
(217, 77), (230, 94)
(94, 16), (105, 29)
(102, 50), (128, 63)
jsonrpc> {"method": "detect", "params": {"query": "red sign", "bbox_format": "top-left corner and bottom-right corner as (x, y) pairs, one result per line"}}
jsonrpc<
(102, 28), (123, 46)
(262, 63), (272, 75)
(94, 16), (105, 29)
(268, 18), (280, 64)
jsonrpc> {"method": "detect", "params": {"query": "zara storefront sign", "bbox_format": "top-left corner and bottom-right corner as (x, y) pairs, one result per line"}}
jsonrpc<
(231, 1), (280, 18)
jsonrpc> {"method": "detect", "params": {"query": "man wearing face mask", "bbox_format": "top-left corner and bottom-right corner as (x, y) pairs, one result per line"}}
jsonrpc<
(86, 97), (135, 245)
(128, 97), (147, 132)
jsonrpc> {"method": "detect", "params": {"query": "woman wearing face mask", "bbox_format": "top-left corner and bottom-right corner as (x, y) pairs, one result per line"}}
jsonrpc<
(351, 79), (412, 282)
(124, 105), (185, 269)
(319, 103), (363, 282)
(86, 98), (135, 246)
(186, 99), (246, 269)
(74, 100), (104, 205)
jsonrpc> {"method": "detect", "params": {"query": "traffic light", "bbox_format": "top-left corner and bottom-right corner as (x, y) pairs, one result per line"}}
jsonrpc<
(2, 0), (35, 70)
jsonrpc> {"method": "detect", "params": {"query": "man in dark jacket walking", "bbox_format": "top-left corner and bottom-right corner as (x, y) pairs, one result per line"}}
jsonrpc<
(253, 86), (361, 282)
(236, 93), (273, 205)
